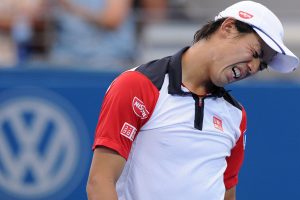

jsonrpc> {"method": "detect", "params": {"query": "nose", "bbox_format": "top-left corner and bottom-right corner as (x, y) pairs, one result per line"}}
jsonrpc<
(247, 57), (261, 74)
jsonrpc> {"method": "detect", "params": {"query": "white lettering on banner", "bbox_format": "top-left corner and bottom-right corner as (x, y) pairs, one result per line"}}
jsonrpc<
(243, 134), (247, 150)
(132, 97), (149, 119)
(0, 91), (89, 200)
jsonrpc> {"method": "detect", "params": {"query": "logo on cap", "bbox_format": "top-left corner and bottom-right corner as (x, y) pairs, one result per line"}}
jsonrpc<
(239, 11), (253, 19)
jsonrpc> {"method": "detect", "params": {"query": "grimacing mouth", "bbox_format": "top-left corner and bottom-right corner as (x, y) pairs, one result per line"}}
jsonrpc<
(232, 66), (241, 79)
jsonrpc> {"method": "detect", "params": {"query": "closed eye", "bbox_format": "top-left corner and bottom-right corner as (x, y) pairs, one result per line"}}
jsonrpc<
(253, 51), (268, 71)
(252, 51), (259, 59)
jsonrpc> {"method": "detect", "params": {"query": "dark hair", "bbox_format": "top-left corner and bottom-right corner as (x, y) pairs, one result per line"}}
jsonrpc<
(193, 18), (255, 44)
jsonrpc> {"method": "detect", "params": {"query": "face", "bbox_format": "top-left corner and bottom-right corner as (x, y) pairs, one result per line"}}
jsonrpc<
(210, 31), (276, 87)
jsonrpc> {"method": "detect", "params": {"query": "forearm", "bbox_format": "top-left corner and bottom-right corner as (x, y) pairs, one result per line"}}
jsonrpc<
(86, 147), (126, 200)
(0, 12), (14, 30)
(224, 186), (236, 200)
(59, 0), (131, 29)
(86, 178), (118, 200)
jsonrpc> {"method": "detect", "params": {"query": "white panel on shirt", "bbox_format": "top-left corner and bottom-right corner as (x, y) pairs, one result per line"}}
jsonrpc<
(117, 75), (243, 200)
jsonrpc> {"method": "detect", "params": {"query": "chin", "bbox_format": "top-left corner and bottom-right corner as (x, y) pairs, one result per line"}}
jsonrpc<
(212, 82), (225, 88)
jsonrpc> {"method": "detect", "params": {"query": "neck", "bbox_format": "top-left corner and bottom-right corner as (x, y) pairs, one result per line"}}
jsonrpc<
(181, 41), (216, 95)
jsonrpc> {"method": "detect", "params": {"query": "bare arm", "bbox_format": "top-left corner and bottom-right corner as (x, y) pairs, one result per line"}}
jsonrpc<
(86, 147), (126, 200)
(140, 0), (167, 17)
(0, 0), (45, 30)
(58, 0), (132, 29)
(224, 186), (236, 200)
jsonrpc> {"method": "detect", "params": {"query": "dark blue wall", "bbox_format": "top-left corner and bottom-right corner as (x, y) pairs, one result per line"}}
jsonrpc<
(229, 82), (300, 199)
(0, 69), (299, 200)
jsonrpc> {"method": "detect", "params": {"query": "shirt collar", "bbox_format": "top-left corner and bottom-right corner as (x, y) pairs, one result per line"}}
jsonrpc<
(168, 47), (190, 96)
(167, 46), (226, 97)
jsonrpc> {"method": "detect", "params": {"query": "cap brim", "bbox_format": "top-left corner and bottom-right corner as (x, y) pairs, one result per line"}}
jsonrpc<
(254, 27), (299, 73)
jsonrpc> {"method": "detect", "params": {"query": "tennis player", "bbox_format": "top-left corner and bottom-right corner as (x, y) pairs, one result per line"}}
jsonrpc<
(87, 1), (299, 200)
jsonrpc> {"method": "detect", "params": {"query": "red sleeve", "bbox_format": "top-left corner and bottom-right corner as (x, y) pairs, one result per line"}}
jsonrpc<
(224, 106), (247, 189)
(92, 71), (159, 160)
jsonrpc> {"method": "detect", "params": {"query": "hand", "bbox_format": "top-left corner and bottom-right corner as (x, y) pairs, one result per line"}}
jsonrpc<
(57, 0), (77, 13)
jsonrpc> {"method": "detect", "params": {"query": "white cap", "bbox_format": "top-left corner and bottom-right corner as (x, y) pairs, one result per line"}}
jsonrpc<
(215, 1), (299, 73)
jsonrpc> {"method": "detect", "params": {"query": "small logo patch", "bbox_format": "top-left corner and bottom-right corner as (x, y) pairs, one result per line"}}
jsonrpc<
(120, 122), (137, 141)
(239, 11), (253, 19)
(132, 97), (149, 119)
(213, 116), (223, 131)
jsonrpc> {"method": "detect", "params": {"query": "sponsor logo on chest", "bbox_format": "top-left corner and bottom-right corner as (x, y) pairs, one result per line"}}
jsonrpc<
(132, 97), (149, 119)
(213, 116), (223, 131)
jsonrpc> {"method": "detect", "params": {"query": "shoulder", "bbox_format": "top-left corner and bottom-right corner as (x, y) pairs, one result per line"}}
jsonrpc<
(109, 70), (156, 91)
(223, 91), (243, 111)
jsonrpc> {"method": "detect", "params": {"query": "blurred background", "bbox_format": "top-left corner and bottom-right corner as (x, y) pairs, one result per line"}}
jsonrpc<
(0, 0), (299, 199)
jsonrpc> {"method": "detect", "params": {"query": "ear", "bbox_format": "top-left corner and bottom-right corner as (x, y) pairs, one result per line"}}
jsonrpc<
(219, 18), (238, 37)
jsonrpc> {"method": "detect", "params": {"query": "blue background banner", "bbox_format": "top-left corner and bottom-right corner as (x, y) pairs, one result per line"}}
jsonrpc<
(0, 69), (299, 200)
(229, 82), (300, 199)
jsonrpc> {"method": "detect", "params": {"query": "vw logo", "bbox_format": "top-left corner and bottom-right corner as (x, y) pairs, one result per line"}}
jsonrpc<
(0, 88), (90, 200)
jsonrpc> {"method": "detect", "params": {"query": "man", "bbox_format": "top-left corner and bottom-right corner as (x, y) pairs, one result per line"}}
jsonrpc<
(86, 1), (299, 200)
(0, 0), (45, 66)
(49, 0), (136, 69)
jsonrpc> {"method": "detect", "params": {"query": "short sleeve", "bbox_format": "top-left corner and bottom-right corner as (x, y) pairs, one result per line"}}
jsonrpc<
(224, 106), (247, 189)
(92, 71), (159, 160)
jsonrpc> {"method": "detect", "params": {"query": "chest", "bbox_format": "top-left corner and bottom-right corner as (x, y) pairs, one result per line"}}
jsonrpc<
(142, 88), (242, 147)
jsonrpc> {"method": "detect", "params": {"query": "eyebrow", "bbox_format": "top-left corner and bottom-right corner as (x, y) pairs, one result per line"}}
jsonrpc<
(253, 49), (268, 71)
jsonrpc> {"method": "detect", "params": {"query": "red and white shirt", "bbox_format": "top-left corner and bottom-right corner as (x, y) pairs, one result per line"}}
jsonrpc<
(93, 47), (247, 200)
